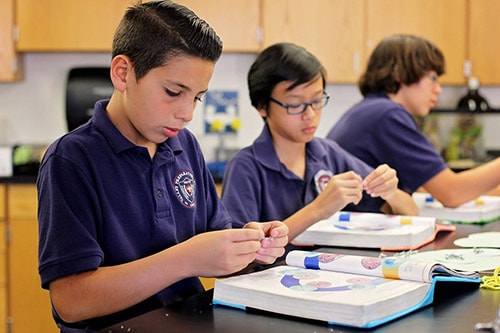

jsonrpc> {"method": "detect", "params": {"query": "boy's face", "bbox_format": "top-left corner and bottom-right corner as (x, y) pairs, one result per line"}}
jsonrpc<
(260, 76), (324, 145)
(395, 71), (442, 117)
(116, 56), (214, 146)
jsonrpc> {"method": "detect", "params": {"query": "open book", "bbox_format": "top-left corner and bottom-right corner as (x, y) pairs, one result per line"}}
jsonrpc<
(292, 211), (454, 251)
(413, 192), (500, 224)
(213, 250), (480, 328)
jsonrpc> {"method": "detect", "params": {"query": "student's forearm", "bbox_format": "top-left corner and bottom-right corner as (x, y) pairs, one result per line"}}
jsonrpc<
(383, 190), (419, 216)
(50, 244), (193, 323)
(284, 206), (323, 241)
(425, 159), (500, 207)
(50, 228), (270, 323)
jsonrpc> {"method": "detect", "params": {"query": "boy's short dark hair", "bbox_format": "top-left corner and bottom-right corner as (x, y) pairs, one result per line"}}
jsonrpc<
(112, 0), (223, 80)
(248, 42), (326, 110)
(359, 34), (445, 96)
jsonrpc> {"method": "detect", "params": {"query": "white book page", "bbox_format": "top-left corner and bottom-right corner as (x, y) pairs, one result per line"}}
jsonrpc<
(293, 211), (437, 249)
(454, 232), (500, 248)
(286, 250), (435, 282)
(408, 248), (500, 272)
(329, 211), (435, 231)
(413, 193), (500, 222)
(214, 265), (429, 327)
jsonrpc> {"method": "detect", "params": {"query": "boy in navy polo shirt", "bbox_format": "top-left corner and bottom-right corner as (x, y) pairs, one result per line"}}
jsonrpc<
(221, 43), (417, 242)
(37, 1), (288, 331)
(327, 34), (500, 207)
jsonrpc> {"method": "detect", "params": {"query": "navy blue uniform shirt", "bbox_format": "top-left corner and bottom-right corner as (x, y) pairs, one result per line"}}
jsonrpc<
(327, 93), (447, 193)
(37, 99), (232, 329)
(222, 124), (384, 228)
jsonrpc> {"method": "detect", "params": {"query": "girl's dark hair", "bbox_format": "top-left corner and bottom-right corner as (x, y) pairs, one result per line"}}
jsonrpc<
(112, 0), (223, 80)
(248, 42), (326, 110)
(359, 34), (445, 96)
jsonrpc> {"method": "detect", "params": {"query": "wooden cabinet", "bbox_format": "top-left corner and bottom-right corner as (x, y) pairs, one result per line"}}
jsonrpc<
(261, 0), (364, 83)
(0, 0), (21, 81)
(175, 0), (261, 52)
(15, 0), (260, 53)
(6, 184), (58, 333)
(365, 0), (467, 85)
(15, 0), (135, 51)
(0, 224), (5, 333)
(9, 0), (500, 84)
(0, 185), (5, 333)
(0, 182), (217, 332)
(261, 0), (467, 84)
(0, 185), (5, 222)
(468, 0), (500, 85)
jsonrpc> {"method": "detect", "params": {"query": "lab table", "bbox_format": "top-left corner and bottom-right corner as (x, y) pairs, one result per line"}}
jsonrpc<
(94, 221), (500, 333)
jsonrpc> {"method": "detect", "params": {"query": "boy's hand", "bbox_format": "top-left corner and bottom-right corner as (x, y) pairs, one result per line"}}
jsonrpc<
(243, 221), (288, 264)
(309, 171), (364, 221)
(363, 164), (398, 200)
(184, 223), (287, 278)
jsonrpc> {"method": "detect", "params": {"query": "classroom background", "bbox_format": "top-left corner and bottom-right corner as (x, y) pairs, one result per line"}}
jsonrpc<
(2, 52), (500, 163)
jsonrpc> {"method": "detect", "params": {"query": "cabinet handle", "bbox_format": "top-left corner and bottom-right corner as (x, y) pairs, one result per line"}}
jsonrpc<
(256, 26), (263, 44)
(463, 60), (472, 78)
(352, 51), (360, 75)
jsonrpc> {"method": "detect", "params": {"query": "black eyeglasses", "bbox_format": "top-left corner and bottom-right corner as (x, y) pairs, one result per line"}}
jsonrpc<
(269, 93), (330, 115)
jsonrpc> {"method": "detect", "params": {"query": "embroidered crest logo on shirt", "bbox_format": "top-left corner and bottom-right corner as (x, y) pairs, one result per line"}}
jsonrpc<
(314, 170), (333, 193)
(174, 170), (196, 208)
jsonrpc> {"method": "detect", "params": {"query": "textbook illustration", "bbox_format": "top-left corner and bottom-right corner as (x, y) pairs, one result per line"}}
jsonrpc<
(292, 211), (454, 251)
(413, 193), (500, 224)
(213, 250), (480, 328)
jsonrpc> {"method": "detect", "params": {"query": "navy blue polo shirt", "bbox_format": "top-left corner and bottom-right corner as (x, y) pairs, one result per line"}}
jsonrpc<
(327, 93), (447, 193)
(221, 125), (384, 228)
(37, 99), (231, 329)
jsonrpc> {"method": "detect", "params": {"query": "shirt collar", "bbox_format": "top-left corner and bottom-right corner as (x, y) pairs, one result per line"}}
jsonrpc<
(92, 99), (182, 156)
(252, 124), (281, 171)
(252, 123), (328, 171)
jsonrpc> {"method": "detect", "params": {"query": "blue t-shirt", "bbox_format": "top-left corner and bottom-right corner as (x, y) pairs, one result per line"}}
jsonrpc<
(37, 99), (231, 329)
(221, 124), (384, 228)
(327, 93), (447, 193)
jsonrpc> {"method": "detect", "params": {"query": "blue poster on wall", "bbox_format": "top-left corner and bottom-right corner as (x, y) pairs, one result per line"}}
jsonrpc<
(203, 90), (240, 134)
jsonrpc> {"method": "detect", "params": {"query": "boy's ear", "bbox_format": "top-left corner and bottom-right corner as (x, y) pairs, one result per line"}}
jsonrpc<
(109, 55), (131, 92)
(257, 106), (268, 118)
